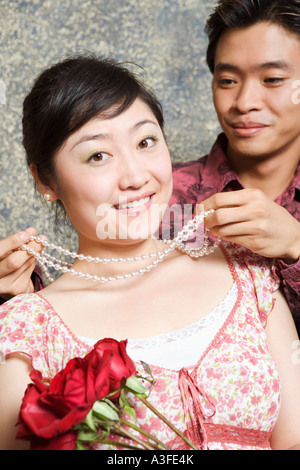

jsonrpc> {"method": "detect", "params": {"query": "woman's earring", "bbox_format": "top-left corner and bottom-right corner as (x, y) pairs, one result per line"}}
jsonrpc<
(43, 193), (51, 202)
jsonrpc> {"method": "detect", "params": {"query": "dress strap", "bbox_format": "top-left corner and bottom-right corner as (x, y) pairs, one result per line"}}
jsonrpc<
(173, 368), (271, 450)
(178, 368), (215, 450)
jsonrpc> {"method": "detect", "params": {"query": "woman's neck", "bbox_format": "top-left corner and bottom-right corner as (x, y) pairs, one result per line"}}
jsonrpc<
(73, 236), (166, 279)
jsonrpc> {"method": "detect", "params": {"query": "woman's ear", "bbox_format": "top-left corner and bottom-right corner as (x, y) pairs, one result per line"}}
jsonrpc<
(30, 164), (59, 202)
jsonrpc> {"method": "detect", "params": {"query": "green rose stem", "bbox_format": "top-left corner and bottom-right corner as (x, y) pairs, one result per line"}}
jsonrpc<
(138, 395), (198, 450)
(79, 413), (169, 450)
(93, 438), (146, 450)
(110, 422), (163, 450)
(83, 421), (163, 450)
(77, 373), (198, 450)
(125, 373), (198, 450)
(118, 418), (171, 450)
(92, 396), (169, 449)
(91, 414), (174, 450)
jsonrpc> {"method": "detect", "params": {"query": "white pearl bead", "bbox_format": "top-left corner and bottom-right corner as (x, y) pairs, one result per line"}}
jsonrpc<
(18, 210), (221, 284)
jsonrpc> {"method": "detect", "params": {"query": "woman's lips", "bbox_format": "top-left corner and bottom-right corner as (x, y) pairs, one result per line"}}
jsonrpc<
(113, 194), (154, 215)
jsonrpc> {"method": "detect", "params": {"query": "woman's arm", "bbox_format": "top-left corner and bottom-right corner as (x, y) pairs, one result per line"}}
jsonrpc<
(266, 289), (300, 450)
(0, 355), (32, 450)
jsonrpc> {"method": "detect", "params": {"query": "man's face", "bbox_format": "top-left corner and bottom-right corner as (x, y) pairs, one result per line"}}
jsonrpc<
(212, 22), (300, 165)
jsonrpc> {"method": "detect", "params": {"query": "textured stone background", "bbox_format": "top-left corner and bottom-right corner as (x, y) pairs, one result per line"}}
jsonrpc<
(0, 0), (220, 249)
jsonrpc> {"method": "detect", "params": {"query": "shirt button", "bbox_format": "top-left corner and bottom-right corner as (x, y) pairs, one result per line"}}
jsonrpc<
(294, 275), (300, 282)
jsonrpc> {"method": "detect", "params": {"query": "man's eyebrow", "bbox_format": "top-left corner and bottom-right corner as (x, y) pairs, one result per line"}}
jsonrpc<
(214, 63), (240, 73)
(71, 119), (158, 150)
(214, 59), (292, 74)
(258, 60), (292, 71)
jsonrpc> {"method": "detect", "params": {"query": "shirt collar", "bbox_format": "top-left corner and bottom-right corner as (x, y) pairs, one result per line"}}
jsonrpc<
(276, 160), (300, 205)
(201, 133), (244, 196)
(202, 133), (300, 203)
(292, 163), (300, 192)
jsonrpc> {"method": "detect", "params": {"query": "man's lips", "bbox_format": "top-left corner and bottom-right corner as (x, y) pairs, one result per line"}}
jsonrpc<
(230, 122), (269, 137)
(231, 121), (268, 129)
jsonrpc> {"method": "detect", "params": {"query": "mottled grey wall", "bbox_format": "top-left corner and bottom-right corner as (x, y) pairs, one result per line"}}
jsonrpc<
(0, 0), (220, 249)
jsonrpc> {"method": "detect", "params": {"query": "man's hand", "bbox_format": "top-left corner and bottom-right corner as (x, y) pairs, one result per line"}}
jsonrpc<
(0, 228), (45, 300)
(202, 188), (300, 263)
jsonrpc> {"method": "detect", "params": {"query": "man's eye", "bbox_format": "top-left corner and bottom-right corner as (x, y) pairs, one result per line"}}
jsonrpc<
(88, 152), (111, 164)
(218, 78), (236, 87)
(138, 137), (158, 149)
(264, 78), (284, 85)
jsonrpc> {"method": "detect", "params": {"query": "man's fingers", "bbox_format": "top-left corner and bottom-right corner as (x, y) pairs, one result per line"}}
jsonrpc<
(0, 229), (45, 277)
(0, 229), (45, 279)
(210, 220), (257, 238)
(201, 188), (264, 212)
(13, 257), (37, 290)
(0, 250), (36, 278)
(0, 232), (31, 259)
(204, 206), (252, 230)
(201, 191), (245, 212)
(0, 228), (38, 260)
(0, 228), (44, 298)
(0, 258), (36, 299)
(26, 238), (45, 255)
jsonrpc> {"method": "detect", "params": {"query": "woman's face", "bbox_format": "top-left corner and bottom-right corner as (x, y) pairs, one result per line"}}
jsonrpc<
(50, 98), (173, 247)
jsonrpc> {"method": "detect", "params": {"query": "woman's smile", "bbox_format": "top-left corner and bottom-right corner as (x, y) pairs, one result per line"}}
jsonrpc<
(113, 193), (155, 214)
(51, 98), (173, 245)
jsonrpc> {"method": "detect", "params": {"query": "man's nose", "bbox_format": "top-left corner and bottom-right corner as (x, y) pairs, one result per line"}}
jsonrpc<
(234, 80), (263, 114)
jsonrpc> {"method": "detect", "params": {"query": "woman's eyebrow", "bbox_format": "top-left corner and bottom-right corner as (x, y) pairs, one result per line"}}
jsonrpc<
(132, 119), (158, 130)
(71, 119), (158, 150)
(71, 132), (110, 150)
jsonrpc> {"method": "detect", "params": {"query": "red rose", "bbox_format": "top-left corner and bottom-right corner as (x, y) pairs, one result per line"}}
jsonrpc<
(83, 338), (136, 399)
(16, 368), (98, 450)
(19, 428), (78, 451)
(17, 338), (136, 450)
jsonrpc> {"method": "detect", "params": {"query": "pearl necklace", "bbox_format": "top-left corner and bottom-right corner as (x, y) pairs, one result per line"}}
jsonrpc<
(20, 210), (221, 283)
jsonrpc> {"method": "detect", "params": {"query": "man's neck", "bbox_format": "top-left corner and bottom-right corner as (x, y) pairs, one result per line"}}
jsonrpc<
(226, 146), (300, 201)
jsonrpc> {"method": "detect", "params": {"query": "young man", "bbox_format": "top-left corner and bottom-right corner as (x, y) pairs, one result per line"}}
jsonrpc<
(1, 0), (300, 335)
(170, 0), (300, 334)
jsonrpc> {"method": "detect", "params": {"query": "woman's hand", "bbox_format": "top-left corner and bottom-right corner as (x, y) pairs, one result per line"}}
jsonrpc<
(0, 228), (45, 300)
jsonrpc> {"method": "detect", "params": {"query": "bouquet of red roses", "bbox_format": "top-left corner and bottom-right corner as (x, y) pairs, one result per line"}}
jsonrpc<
(17, 338), (196, 450)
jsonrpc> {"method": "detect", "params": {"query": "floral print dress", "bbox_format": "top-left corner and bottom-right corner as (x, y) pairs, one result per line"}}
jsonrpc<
(0, 243), (281, 450)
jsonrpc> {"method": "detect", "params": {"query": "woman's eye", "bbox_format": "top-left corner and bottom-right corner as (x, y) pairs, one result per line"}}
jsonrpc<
(138, 137), (157, 149)
(88, 152), (111, 164)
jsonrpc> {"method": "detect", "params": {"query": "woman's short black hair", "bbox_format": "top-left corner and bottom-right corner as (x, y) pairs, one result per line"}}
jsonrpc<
(205, 0), (300, 73)
(22, 54), (164, 188)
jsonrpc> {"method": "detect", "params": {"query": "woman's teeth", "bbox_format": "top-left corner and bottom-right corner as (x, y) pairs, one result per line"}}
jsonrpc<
(117, 196), (150, 210)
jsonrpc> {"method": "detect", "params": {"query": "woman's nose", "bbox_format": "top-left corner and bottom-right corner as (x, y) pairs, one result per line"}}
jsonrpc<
(118, 154), (150, 191)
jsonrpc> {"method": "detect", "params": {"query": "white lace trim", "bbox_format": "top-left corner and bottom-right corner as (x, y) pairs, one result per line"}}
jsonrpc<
(129, 282), (237, 350)
(79, 282), (238, 370)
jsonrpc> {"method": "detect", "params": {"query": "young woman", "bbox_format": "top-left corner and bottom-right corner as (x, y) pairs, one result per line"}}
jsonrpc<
(0, 55), (300, 450)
